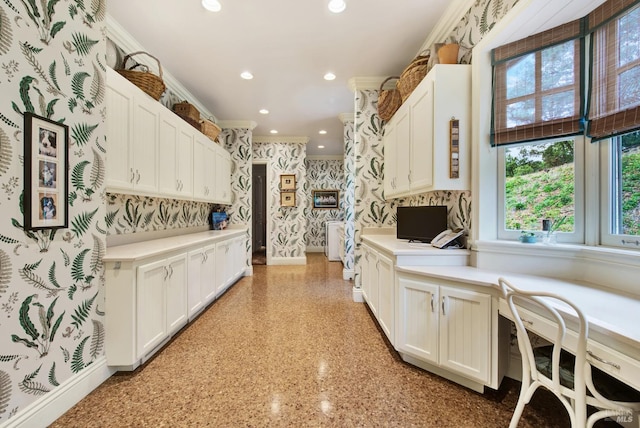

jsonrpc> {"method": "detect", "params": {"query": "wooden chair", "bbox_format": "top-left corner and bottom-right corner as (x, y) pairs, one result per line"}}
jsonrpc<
(498, 277), (640, 428)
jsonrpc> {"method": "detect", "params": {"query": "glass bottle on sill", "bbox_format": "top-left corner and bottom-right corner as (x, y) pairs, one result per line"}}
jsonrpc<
(542, 232), (557, 245)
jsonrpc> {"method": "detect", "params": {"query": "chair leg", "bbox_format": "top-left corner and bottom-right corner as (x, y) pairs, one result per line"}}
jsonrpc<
(510, 380), (539, 428)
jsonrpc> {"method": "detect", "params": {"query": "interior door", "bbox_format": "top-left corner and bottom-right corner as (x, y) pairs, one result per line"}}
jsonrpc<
(252, 164), (267, 252)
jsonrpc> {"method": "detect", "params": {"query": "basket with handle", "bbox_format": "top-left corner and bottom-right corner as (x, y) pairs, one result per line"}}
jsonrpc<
(377, 76), (401, 121)
(397, 54), (430, 102)
(200, 119), (222, 142)
(117, 51), (166, 100)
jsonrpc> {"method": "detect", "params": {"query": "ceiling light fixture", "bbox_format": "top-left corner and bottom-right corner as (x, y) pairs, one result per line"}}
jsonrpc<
(328, 0), (346, 13)
(259, 109), (269, 114)
(270, 129), (278, 134)
(240, 71), (254, 80)
(324, 72), (336, 81)
(318, 145), (325, 149)
(202, 0), (222, 12)
(319, 130), (327, 135)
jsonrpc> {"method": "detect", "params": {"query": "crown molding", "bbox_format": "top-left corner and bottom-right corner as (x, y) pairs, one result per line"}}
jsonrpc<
(217, 120), (257, 130)
(338, 112), (354, 123)
(253, 136), (310, 144)
(106, 14), (218, 122)
(347, 77), (388, 92)
(418, 0), (475, 52)
(306, 155), (344, 161)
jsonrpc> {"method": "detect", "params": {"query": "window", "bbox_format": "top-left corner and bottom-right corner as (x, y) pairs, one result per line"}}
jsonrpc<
(601, 131), (640, 247)
(498, 137), (584, 243)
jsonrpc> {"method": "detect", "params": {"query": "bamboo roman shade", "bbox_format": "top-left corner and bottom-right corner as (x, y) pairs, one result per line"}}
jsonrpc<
(587, 1), (640, 140)
(491, 19), (585, 146)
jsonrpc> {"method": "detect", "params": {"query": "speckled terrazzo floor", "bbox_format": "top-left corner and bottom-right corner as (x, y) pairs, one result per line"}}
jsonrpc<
(52, 253), (616, 427)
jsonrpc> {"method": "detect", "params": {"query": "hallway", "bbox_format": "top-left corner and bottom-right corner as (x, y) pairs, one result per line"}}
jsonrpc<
(52, 254), (570, 427)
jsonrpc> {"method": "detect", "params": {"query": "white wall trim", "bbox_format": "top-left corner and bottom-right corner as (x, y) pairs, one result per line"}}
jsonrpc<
(269, 256), (307, 266)
(306, 246), (324, 253)
(306, 155), (343, 161)
(418, 0), (476, 52)
(243, 266), (254, 276)
(218, 120), (257, 130)
(343, 268), (355, 281)
(347, 77), (387, 92)
(1, 357), (115, 428)
(352, 286), (363, 302)
(252, 136), (310, 144)
(106, 15), (217, 123)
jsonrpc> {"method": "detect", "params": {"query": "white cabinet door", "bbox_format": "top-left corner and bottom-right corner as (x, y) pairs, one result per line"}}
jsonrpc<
(360, 245), (371, 304)
(215, 147), (232, 204)
(187, 249), (205, 318)
(396, 273), (439, 364)
(165, 254), (188, 335)
(193, 135), (216, 201)
(439, 286), (491, 383)
(201, 244), (217, 303)
(106, 70), (134, 192)
(131, 93), (159, 195)
(383, 122), (397, 198)
(409, 79), (434, 192)
(158, 111), (180, 197)
(177, 124), (194, 198)
(377, 251), (395, 344)
(395, 109), (411, 195)
(137, 260), (167, 357)
(215, 240), (231, 295)
(231, 236), (245, 279)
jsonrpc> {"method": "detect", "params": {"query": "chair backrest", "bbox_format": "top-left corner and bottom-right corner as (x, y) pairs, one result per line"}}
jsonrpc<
(498, 277), (588, 398)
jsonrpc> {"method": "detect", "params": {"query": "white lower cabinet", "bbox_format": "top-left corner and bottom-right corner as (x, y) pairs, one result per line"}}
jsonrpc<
(187, 244), (216, 320)
(396, 272), (491, 385)
(105, 231), (248, 370)
(136, 254), (187, 360)
(361, 243), (394, 344)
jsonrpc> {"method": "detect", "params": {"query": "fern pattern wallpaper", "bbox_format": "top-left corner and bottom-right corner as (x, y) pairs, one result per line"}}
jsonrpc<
(342, 119), (355, 277)
(0, 0), (107, 422)
(305, 159), (344, 250)
(253, 141), (307, 260)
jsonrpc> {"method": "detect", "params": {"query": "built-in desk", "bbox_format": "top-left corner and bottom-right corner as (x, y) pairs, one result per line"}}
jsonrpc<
(396, 265), (640, 392)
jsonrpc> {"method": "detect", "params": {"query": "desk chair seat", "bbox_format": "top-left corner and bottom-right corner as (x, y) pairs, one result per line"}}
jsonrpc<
(499, 277), (640, 428)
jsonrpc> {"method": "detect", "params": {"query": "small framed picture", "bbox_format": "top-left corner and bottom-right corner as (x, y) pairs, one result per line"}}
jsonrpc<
(280, 191), (296, 207)
(280, 174), (296, 191)
(312, 189), (339, 209)
(23, 112), (69, 230)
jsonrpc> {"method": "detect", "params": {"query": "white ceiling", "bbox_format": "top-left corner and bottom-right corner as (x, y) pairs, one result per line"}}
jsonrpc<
(107, 0), (454, 156)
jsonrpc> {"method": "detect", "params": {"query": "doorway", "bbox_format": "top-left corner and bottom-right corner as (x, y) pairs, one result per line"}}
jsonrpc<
(252, 163), (267, 265)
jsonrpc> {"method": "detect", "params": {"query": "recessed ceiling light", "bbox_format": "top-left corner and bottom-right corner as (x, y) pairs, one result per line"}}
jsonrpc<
(270, 129), (278, 134)
(318, 145), (325, 149)
(202, 0), (222, 12)
(240, 71), (253, 80)
(324, 72), (336, 81)
(319, 130), (327, 135)
(259, 109), (269, 114)
(328, 0), (346, 13)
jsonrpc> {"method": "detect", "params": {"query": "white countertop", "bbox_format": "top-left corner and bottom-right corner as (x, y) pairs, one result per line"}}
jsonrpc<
(362, 234), (471, 257)
(396, 265), (640, 353)
(104, 228), (247, 262)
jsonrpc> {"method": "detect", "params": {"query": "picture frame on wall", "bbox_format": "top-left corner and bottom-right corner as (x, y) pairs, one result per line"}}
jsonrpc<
(23, 112), (69, 230)
(312, 189), (339, 209)
(280, 191), (296, 207)
(280, 174), (296, 191)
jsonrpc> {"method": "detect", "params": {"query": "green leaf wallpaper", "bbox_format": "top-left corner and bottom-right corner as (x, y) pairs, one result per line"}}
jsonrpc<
(305, 159), (345, 249)
(0, 0), (106, 421)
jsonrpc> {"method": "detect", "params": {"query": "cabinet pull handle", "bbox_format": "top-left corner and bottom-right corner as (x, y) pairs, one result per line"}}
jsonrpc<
(169, 265), (174, 278)
(407, 173), (411, 183)
(163, 266), (169, 281)
(587, 350), (621, 370)
(441, 296), (447, 316)
(430, 294), (435, 312)
(130, 168), (135, 183)
(136, 170), (141, 184)
(519, 317), (534, 326)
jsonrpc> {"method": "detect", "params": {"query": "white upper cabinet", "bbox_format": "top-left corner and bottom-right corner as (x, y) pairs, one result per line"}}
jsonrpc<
(106, 68), (231, 203)
(383, 64), (471, 200)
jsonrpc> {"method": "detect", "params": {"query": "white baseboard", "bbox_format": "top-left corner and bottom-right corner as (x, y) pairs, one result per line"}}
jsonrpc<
(352, 286), (363, 302)
(2, 357), (115, 428)
(343, 268), (354, 280)
(243, 266), (253, 276)
(306, 246), (324, 253)
(269, 256), (307, 265)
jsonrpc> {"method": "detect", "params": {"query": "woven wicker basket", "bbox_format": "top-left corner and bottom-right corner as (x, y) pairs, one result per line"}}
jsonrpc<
(117, 51), (166, 100)
(174, 102), (200, 122)
(201, 119), (221, 142)
(397, 55), (430, 102)
(378, 76), (401, 121)
(177, 113), (200, 130)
